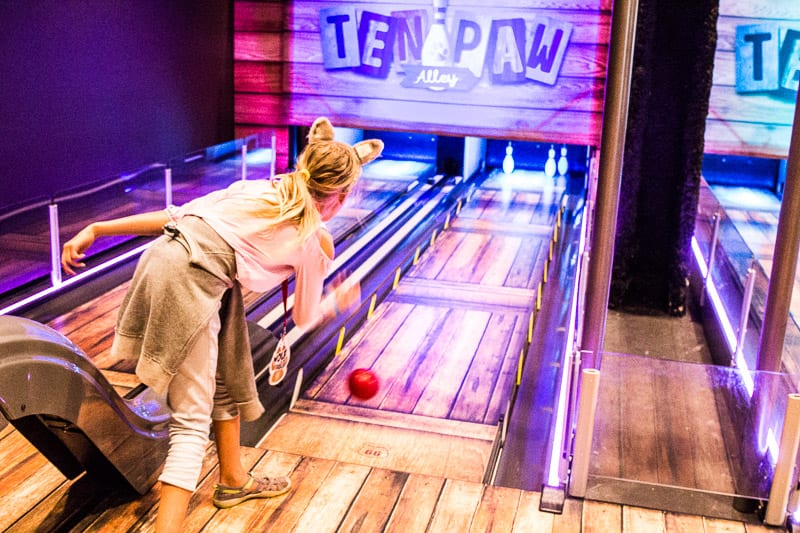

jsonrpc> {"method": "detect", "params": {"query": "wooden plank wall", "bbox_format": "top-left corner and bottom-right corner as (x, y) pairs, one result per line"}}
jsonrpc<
(234, 0), (611, 150)
(234, 1), (291, 172)
(705, 0), (800, 158)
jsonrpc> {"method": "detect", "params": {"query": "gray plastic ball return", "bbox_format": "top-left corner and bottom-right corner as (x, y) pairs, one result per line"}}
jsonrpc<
(0, 315), (169, 495)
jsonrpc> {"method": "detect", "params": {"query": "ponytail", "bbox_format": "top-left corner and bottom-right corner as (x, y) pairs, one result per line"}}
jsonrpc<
(244, 169), (319, 241)
(247, 137), (373, 241)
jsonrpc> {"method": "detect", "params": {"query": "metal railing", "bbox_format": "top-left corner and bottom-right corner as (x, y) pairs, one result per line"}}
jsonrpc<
(0, 132), (275, 315)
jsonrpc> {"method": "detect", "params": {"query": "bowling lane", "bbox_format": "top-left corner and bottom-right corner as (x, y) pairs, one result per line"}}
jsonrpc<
(301, 170), (565, 424)
(259, 168), (568, 481)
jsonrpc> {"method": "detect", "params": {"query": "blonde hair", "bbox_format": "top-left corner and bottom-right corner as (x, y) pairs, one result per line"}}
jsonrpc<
(252, 140), (363, 241)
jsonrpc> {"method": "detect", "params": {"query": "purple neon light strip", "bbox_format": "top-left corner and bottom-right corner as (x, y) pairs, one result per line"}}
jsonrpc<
(546, 204), (587, 488)
(0, 242), (154, 316)
(691, 236), (754, 397)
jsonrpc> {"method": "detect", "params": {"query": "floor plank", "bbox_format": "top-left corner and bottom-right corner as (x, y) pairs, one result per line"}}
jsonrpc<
(583, 499), (623, 533)
(512, 488), (555, 532)
(469, 485), (521, 533)
(291, 462), (371, 533)
(427, 478), (484, 533)
(338, 468), (408, 532)
(385, 473), (445, 533)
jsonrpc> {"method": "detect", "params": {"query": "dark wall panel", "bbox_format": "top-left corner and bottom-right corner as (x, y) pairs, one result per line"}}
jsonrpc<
(0, 1), (233, 212)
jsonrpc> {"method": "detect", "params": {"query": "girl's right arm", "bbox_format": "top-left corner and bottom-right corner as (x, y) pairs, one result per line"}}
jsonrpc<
(61, 210), (171, 275)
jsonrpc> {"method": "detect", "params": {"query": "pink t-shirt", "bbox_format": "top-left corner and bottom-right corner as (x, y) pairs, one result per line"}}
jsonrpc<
(166, 179), (333, 330)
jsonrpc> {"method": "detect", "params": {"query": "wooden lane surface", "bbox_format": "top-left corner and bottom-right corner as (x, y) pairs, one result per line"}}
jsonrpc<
(262, 399), (496, 483)
(304, 185), (549, 425)
(306, 294), (529, 425)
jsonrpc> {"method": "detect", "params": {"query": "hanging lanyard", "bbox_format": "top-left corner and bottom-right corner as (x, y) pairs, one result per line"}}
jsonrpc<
(281, 280), (288, 335)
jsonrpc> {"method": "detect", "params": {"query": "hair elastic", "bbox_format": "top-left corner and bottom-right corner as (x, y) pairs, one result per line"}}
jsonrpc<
(298, 168), (311, 181)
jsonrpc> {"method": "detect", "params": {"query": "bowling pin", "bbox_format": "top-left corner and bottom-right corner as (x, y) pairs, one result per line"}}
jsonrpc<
(421, 0), (450, 66)
(544, 145), (557, 178)
(503, 141), (515, 174)
(558, 145), (568, 177)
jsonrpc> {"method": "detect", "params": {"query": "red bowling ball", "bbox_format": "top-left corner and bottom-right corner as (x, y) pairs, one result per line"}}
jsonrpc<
(348, 368), (379, 400)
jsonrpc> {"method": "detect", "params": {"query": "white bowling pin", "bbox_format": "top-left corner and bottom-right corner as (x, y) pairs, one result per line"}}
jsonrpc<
(544, 145), (557, 178)
(503, 142), (515, 174)
(558, 145), (568, 177)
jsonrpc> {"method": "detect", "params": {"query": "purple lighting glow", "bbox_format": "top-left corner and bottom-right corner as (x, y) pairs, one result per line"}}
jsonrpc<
(0, 242), (154, 316)
(691, 236), (754, 396)
(691, 235), (781, 465)
(546, 199), (586, 488)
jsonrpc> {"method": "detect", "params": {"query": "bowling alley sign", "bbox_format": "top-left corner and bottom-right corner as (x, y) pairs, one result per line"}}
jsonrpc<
(318, 5), (573, 91)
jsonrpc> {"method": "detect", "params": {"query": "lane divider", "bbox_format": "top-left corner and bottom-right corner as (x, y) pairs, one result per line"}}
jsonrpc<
(528, 311), (534, 344)
(544, 258), (549, 284)
(335, 327), (346, 355)
(368, 294), (377, 319)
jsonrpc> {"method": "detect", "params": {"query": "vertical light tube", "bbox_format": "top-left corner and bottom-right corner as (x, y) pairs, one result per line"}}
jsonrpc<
(164, 166), (173, 207)
(241, 143), (248, 180)
(49, 203), (62, 287)
(270, 132), (277, 178)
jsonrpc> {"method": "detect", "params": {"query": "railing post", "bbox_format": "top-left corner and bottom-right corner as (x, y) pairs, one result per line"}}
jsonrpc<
(164, 166), (173, 207)
(568, 367), (601, 498)
(734, 266), (756, 365)
(241, 142), (248, 180)
(765, 393), (800, 526)
(701, 211), (720, 307)
(757, 88), (800, 372)
(270, 131), (277, 178)
(48, 203), (62, 287)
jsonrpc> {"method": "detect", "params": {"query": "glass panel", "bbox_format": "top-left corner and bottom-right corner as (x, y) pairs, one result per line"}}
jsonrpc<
(168, 132), (274, 205)
(170, 148), (242, 205)
(587, 352), (796, 504)
(0, 132), (278, 305)
(56, 165), (167, 261)
(0, 202), (52, 293)
(696, 180), (800, 384)
(244, 131), (276, 179)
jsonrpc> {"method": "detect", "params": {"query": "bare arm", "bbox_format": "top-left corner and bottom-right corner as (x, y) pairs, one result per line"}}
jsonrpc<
(61, 209), (171, 275)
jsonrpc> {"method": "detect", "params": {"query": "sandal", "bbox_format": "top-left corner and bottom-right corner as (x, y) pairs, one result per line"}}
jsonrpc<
(212, 474), (291, 509)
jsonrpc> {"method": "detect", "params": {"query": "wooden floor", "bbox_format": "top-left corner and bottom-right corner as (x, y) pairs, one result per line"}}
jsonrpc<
(0, 418), (784, 532)
(596, 312), (736, 494)
(0, 173), (789, 531)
